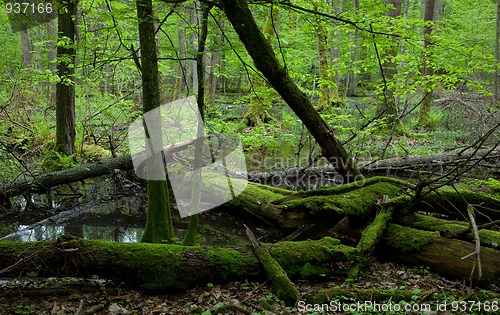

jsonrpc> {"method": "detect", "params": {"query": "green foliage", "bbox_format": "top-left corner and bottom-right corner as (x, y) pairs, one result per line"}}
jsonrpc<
(42, 140), (77, 171)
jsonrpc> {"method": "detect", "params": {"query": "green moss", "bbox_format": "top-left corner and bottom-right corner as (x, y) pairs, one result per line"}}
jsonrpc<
(89, 240), (184, 290)
(231, 182), (285, 208)
(282, 181), (403, 217)
(357, 207), (394, 254)
(478, 230), (500, 247)
(384, 224), (438, 253)
(299, 263), (328, 278)
(399, 213), (468, 233)
(42, 140), (77, 171)
(203, 246), (259, 281)
(397, 213), (500, 247)
(80, 144), (112, 160)
(268, 237), (355, 277)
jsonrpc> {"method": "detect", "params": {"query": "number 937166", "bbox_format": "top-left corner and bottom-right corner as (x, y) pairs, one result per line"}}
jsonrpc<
(5, 1), (53, 15)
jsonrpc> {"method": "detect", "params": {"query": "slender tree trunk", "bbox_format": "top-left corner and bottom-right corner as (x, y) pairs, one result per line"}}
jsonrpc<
(190, 4), (199, 93)
(137, 0), (174, 243)
(348, 0), (360, 97)
(218, 0), (361, 181)
(315, 17), (333, 111)
(494, 0), (500, 104)
(183, 4), (211, 246)
(35, 26), (43, 71)
(416, 0), (437, 128)
(173, 18), (185, 100)
(205, 48), (219, 106)
(20, 24), (32, 69)
(55, 0), (77, 155)
(47, 19), (57, 103)
(396, 0), (411, 106)
(380, 0), (402, 125)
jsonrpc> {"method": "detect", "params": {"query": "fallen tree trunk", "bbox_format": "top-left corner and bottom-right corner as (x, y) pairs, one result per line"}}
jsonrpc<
(2, 146), (497, 204)
(361, 148), (500, 173)
(245, 226), (298, 305)
(0, 140), (198, 202)
(0, 223), (498, 292)
(0, 236), (353, 292)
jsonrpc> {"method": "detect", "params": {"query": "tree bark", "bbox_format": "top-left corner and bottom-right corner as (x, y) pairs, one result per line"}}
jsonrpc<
(217, 0), (361, 181)
(56, 0), (77, 155)
(380, 0), (402, 125)
(137, 0), (175, 243)
(20, 24), (32, 69)
(0, 224), (498, 292)
(416, 0), (437, 128)
(241, 7), (277, 126)
(494, 0), (500, 104)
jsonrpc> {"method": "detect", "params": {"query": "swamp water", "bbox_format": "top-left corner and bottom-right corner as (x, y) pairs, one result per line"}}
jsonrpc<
(0, 178), (282, 245)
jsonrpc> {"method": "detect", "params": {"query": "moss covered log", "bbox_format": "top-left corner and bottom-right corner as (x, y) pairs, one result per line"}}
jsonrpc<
(415, 188), (500, 221)
(0, 237), (354, 292)
(1, 221), (499, 291)
(246, 227), (298, 305)
(396, 213), (500, 248)
(228, 176), (409, 230)
(381, 224), (500, 285)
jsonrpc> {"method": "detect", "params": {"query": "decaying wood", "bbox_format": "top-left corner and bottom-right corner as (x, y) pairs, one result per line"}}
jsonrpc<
(245, 225), (298, 305)
(361, 148), (500, 173)
(0, 223), (498, 291)
(0, 140), (196, 201)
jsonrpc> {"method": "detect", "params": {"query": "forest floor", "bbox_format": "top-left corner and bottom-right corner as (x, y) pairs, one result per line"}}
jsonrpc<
(1, 258), (498, 315)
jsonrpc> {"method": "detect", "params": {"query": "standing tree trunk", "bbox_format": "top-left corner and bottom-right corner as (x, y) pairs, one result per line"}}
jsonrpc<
(347, 0), (360, 97)
(416, 0), (437, 128)
(55, 0), (77, 155)
(172, 17), (185, 100)
(218, 0), (361, 181)
(137, 0), (174, 243)
(205, 36), (219, 106)
(183, 4), (211, 246)
(315, 16), (334, 111)
(379, 0), (402, 126)
(20, 24), (32, 69)
(494, 0), (500, 105)
(47, 19), (57, 102)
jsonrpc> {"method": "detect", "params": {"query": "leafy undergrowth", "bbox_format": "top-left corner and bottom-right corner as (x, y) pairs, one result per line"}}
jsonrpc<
(1, 260), (498, 315)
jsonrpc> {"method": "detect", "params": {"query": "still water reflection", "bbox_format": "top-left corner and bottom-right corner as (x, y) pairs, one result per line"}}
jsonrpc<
(7, 224), (144, 243)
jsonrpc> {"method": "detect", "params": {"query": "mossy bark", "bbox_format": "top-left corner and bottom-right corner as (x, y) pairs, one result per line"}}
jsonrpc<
(246, 227), (298, 306)
(0, 237), (353, 292)
(347, 205), (396, 281)
(1, 222), (499, 291)
(381, 224), (500, 285)
(137, 0), (174, 243)
(396, 213), (500, 248)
